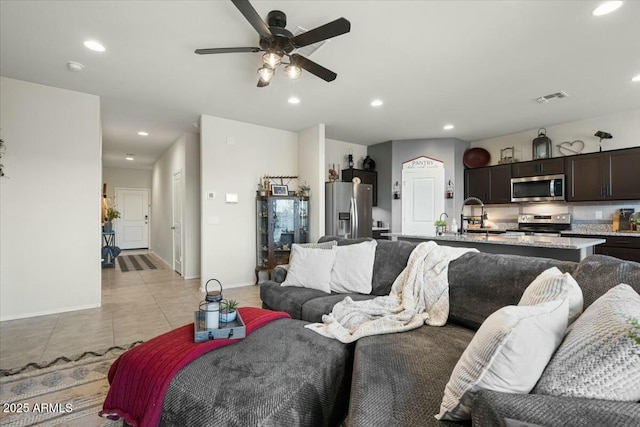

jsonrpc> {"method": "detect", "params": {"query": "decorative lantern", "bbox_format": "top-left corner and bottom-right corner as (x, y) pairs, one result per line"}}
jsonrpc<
(200, 279), (223, 329)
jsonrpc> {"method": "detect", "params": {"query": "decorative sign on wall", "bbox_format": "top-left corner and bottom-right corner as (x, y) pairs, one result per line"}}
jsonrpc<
(402, 156), (444, 169)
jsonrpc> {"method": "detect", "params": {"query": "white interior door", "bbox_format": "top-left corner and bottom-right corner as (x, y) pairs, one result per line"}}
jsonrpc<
(402, 163), (445, 235)
(115, 188), (150, 249)
(172, 171), (183, 275)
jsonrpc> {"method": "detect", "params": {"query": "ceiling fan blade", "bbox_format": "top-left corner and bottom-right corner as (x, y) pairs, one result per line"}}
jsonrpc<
(195, 47), (260, 55)
(257, 79), (270, 88)
(291, 17), (351, 48)
(231, 0), (272, 39)
(291, 54), (337, 82)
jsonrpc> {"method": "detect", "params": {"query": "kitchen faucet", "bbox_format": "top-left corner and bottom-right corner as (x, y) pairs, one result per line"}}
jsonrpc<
(460, 197), (486, 233)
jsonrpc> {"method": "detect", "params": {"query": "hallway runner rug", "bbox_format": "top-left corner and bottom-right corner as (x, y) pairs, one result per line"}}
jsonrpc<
(118, 254), (163, 272)
(0, 342), (141, 427)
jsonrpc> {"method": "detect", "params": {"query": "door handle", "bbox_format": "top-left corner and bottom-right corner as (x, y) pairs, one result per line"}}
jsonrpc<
(171, 226), (176, 230)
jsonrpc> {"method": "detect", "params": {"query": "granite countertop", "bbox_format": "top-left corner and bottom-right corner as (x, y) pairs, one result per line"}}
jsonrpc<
(560, 230), (640, 237)
(386, 232), (606, 250)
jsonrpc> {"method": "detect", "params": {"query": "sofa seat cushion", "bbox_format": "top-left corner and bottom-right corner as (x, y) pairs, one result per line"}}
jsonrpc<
(347, 324), (475, 427)
(260, 281), (329, 319)
(301, 293), (377, 323)
(319, 236), (420, 296)
(447, 252), (577, 330)
(160, 318), (353, 427)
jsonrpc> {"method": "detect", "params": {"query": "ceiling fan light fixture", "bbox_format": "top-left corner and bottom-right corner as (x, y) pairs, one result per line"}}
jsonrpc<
(257, 66), (275, 82)
(285, 64), (301, 79)
(263, 52), (282, 68)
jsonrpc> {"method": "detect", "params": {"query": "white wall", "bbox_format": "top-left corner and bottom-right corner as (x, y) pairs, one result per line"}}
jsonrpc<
(200, 115), (298, 289)
(470, 109), (640, 165)
(325, 138), (368, 180)
(102, 167), (152, 198)
(0, 77), (102, 320)
(150, 132), (200, 279)
(298, 125), (325, 242)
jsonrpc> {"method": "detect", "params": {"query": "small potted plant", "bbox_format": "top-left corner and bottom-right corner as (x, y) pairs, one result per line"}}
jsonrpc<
(220, 299), (239, 323)
(104, 201), (121, 233)
(299, 183), (311, 198)
(258, 183), (267, 197)
(434, 220), (447, 235)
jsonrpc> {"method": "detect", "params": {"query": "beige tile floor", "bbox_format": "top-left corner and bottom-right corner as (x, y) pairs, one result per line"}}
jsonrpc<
(0, 251), (261, 370)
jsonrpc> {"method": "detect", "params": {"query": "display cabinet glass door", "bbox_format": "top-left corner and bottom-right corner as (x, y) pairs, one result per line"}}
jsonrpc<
(255, 196), (309, 283)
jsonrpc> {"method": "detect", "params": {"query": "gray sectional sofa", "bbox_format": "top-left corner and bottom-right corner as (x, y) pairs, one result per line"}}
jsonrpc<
(260, 236), (640, 427)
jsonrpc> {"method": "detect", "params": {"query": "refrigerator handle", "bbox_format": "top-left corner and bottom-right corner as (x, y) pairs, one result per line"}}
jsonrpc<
(350, 197), (358, 238)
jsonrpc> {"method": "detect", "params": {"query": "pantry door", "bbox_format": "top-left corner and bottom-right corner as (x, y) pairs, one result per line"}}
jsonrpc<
(401, 157), (445, 235)
(115, 188), (150, 249)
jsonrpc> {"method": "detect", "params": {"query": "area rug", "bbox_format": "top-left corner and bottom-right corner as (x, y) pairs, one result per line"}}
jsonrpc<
(0, 342), (141, 427)
(117, 254), (163, 272)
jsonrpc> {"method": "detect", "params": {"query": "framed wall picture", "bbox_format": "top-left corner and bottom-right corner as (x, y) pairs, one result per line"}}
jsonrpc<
(271, 185), (288, 196)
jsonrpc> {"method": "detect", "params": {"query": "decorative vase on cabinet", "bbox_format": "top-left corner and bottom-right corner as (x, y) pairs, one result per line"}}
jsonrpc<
(255, 195), (309, 284)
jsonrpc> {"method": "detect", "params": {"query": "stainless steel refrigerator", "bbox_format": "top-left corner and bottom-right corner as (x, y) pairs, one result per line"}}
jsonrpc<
(325, 181), (373, 238)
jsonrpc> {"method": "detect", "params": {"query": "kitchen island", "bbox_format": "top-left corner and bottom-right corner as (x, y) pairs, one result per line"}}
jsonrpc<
(385, 232), (606, 262)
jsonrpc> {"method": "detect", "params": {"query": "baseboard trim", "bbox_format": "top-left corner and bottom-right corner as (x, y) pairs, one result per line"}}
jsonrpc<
(0, 302), (101, 322)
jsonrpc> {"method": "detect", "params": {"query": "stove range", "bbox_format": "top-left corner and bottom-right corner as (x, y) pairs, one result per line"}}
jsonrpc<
(506, 213), (571, 236)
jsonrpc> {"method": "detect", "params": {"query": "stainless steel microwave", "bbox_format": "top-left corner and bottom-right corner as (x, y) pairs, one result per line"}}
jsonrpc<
(511, 174), (565, 202)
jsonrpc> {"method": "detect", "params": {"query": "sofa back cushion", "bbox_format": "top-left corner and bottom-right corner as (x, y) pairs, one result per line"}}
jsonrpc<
(571, 254), (640, 310)
(319, 236), (420, 296)
(447, 252), (577, 330)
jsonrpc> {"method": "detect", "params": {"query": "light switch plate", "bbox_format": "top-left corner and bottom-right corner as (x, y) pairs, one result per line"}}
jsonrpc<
(225, 193), (238, 203)
(207, 191), (215, 200)
(595, 211), (603, 219)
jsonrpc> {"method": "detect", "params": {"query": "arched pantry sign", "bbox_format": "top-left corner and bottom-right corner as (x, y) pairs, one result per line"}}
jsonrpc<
(401, 156), (445, 235)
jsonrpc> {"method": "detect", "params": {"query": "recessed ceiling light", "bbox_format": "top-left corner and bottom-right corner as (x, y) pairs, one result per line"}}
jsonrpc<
(67, 61), (84, 72)
(632, 74), (640, 82)
(125, 153), (135, 161)
(288, 97), (301, 104)
(83, 40), (105, 52)
(592, 1), (623, 16)
(137, 131), (149, 136)
(443, 124), (455, 130)
(370, 99), (383, 107)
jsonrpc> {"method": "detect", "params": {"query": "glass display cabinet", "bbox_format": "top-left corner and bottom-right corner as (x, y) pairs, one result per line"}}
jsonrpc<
(255, 195), (309, 283)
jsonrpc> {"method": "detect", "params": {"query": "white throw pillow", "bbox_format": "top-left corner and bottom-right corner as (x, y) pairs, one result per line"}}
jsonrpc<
(436, 299), (569, 421)
(281, 244), (337, 293)
(533, 284), (640, 401)
(519, 267), (583, 324)
(329, 240), (377, 294)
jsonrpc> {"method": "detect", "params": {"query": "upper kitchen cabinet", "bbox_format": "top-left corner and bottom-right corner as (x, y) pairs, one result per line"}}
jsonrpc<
(464, 164), (511, 204)
(566, 147), (640, 201)
(511, 158), (564, 178)
(342, 169), (378, 206)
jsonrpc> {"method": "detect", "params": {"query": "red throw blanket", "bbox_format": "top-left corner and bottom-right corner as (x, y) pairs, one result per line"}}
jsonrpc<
(100, 307), (290, 427)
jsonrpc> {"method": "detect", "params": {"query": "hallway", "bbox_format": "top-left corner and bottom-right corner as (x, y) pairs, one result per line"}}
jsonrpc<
(0, 252), (261, 370)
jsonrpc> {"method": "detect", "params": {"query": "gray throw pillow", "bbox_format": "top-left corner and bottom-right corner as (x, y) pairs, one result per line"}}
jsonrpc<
(533, 284), (640, 401)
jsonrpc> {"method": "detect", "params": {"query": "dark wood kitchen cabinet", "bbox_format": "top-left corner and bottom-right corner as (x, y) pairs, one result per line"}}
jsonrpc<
(464, 164), (511, 204)
(564, 233), (640, 263)
(566, 147), (640, 201)
(342, 168), (378, 206)
(511, 158), (564, 178)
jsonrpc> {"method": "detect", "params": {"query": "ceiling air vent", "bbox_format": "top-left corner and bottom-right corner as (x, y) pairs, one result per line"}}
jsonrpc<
(293, 26), (327, 57)
(534, 91), (570, 104)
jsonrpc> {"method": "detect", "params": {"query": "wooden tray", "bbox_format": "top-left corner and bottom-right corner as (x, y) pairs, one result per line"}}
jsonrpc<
(194, 310), (246, 343)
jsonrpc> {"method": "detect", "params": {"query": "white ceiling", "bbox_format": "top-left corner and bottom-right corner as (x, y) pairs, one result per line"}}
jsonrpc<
(1, 1), (639, 170)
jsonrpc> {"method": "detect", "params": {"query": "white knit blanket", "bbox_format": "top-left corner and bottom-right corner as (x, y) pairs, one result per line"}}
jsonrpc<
(305, 241), (477, 343)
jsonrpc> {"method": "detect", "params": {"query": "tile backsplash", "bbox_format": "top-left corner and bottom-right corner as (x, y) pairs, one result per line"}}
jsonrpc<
(484, 201), (639, 230)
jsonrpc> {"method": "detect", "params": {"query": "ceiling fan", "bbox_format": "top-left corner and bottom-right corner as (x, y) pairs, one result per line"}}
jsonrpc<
(195, 0), (351, 87)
